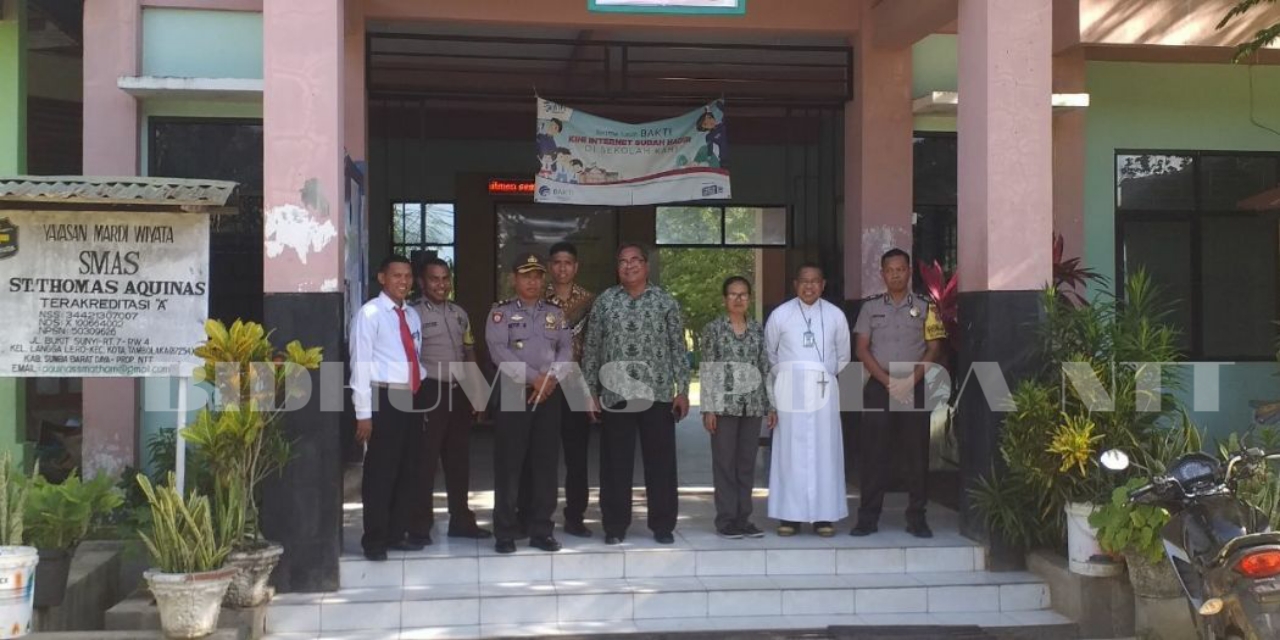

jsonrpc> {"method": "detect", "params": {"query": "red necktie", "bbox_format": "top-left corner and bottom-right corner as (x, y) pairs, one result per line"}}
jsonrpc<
(395, 307), (421, 394)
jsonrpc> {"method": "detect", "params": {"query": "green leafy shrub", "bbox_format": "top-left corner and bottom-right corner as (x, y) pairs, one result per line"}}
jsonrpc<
(1089, 478), (1169, 564)
(135, 473), (230, 574)
(24, 471), (123, 551)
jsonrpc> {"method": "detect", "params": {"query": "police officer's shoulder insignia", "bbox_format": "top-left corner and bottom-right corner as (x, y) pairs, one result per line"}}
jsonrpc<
(491, 299), (509, 323)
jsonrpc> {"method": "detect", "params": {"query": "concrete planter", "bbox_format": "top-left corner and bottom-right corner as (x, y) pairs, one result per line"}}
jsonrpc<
(33, 547), (72, 609)
(222, 542), (283, 608)
(1124, 551), (1182, 599)
(144, 567), (235, 639)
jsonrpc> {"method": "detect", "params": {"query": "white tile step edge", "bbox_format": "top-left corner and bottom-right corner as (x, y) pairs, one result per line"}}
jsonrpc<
(265, 573), (1052, 633)
(263, 610), (1075, 639)
(339, 546), (987, 588)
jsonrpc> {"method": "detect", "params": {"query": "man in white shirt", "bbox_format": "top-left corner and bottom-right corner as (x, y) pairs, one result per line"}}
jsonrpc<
(349, 255), (428, 561)
(764, 263), (851, 537)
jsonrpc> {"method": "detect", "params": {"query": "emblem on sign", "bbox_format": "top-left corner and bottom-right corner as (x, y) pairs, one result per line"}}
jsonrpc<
(0, 218), (16, 260)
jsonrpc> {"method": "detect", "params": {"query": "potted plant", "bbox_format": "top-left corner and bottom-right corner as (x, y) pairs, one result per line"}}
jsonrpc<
(181, 320), (322, 608)
(23, 470), (123, 608)
(137, 473), (234, 639)
(0, 454), (36, 639)
(1090, 478), (1182, 598)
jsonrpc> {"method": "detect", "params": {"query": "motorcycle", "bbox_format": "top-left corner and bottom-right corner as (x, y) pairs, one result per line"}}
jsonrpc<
(1101, 446), (1280, 639)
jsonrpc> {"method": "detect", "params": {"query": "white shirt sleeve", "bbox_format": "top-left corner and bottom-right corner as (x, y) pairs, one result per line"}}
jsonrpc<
(764, 304), (783, 369)
(832, 301), (852, 373)
(349, 304), (376, 420)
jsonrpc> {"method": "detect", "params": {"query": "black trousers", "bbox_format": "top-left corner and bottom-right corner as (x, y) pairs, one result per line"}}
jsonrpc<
(517, 390), (593, 527)
(493, 380), (562, 541)
(857, 379), (929, 526)
(408, 378), (478, 536)
(599, 401), (678, 537)
(361, 386), (424, 553)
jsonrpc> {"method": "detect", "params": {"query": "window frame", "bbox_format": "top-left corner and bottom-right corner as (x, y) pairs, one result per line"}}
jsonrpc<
(1113, 148), (1280, 361)
(654, 203), (791, 248)
(390, 200), (457, 269)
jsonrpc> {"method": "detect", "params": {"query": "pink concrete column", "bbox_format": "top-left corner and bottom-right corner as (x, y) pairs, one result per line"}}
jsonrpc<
(957, 0), (1054, 292)
(81, 0), (142, 478)
(1052, 49), (1086, 271)
(344, 1), (366, 165)
(264, 0), (346, 292)
(843, 3), (914, 300)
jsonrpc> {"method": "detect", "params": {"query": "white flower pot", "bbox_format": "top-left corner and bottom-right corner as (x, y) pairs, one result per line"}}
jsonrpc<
(223, 542), (283, 608)
(0, 547), (38, 638)
(145, 567), (236, 639)
(1065, 502), (1124, 577)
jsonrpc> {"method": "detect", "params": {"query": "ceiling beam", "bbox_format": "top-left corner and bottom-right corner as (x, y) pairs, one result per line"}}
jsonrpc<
(870, 0), (957, 49)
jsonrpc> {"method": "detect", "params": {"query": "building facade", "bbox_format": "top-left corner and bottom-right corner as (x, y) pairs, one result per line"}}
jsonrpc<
(0, 0), (1278, 590)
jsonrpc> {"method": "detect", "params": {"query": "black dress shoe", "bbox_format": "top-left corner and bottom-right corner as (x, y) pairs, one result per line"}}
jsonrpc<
(406, 534), (433, 546)
(849, 522), (878, 537)
(654, 532), (675, 545)
(363, 549), (388, 562)
(564, 521), (593, 538)
(389, 539), (425, 552)
(448, 526), (493, 539)
(906, 522), (934, 538)
(604, 534), (625, 545)
(530, 535), (562, 552)
(494, 539), (517, 554)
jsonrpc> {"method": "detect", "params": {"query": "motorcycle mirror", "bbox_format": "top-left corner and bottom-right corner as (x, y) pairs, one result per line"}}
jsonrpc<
(1100, 449), (1130, 471)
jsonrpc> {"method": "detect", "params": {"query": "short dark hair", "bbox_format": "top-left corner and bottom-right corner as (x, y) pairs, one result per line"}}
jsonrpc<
(549, 118), (563, 131)
(881, 248), (911, 268)
(379, 255), (411, 273)
(417, 256), (450, 279)
(617, 242), (650, 262)
(795, 262), (824, 280)
(555, 147), (572, 156)
(722, 276), (752, 296)
(570, 159), (584, 168)
(549, 242), (578, 259)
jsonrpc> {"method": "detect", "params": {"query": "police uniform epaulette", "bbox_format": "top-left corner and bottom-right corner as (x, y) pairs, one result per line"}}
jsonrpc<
(492, 298), (513, 308)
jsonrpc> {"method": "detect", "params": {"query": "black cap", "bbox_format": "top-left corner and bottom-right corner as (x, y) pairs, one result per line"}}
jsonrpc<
(513, 252), (547, 274)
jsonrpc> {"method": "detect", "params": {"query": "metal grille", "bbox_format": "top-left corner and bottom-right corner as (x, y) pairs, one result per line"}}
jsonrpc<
(368, 33), (852, 107)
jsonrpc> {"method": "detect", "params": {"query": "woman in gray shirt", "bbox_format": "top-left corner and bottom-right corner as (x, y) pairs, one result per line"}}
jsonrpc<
(699, 276), (776, 539)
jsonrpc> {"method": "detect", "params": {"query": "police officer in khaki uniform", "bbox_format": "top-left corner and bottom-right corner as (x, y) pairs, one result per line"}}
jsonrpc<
(405, 257), (491, 545)
(486, 253), (574, 553)
(851, 248), (947, 539)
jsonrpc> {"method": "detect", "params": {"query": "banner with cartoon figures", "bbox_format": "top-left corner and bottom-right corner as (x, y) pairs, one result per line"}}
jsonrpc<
(534, 98), (731, 205)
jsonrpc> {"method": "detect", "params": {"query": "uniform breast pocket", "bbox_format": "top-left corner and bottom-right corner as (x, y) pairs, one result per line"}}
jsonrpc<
(423, 321), (446, 339)
(869, 315), (889, 330)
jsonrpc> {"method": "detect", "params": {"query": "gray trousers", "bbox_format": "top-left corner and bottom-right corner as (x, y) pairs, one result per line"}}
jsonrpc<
(709, 414), (762, 530)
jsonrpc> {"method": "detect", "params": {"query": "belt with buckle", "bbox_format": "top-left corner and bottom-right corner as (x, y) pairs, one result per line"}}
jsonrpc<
(372, 382), (412, 391)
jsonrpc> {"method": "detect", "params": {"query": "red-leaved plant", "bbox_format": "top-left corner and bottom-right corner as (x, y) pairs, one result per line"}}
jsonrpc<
(1053, 233), (1103, 307)
(917, 259), (959, 354)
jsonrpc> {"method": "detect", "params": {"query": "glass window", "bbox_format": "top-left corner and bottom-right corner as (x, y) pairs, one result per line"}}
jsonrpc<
(1117, 151), (1280, 359)
(1200, 156), (1279, 211)
(656, 206), (722, 245)
(392, 201), (455, 273)
(913, 135), (957, 207)
(724, 207), (787, 246)
(1116, 154), (1196, 210)
(424, 203), (455, 244)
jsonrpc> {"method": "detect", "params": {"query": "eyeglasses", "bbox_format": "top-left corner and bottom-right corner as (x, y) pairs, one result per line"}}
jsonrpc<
(725, 292), (751, 300)
(617, 257), (647, 268)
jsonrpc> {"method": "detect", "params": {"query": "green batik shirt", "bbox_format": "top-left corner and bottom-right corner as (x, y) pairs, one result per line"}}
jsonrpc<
(698, 315), (773, 417)
(583, 283), (690, 407)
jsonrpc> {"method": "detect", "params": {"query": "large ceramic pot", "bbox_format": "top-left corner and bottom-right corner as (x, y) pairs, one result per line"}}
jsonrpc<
(223, 541), (283, 608)
(1125, 551), (1182, 599)
(1065, 502), (1125, 577)
(0, 546), (38, 638)
(145, 567), (236, 639)
(33, 547), (72, 609)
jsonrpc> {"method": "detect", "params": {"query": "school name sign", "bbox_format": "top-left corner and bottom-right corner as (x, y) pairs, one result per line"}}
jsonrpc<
(0, 210), (209, 377)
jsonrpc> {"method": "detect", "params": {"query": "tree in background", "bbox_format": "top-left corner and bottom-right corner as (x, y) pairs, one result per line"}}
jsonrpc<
(1219, 0), (1280, 62)
(659, 248), (755, 357)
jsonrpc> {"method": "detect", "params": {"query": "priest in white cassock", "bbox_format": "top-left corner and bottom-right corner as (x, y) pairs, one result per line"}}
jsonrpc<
(764, 263), (851, 537)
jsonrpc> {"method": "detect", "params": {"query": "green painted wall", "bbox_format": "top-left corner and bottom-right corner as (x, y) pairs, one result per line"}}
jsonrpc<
(911, 35), (957, 132)
(1084, 60), (1280, 442)
(0, 0), (26, 464)
(141, 8), (263, 79)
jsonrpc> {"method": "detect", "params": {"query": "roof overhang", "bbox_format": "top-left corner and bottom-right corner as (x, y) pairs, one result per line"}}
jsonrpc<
(912, 90), (1090, 116)
(117, 76), (264, 103)
(0, 176), (240, 213)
